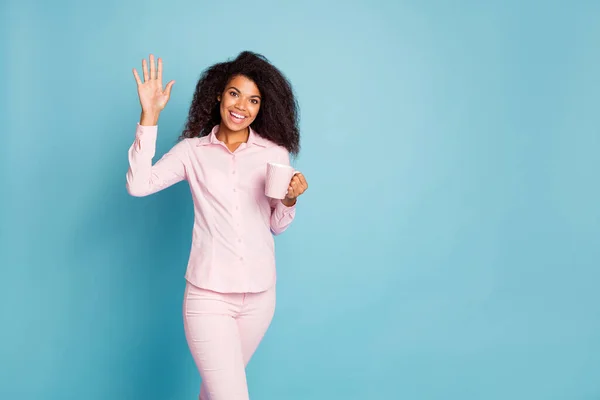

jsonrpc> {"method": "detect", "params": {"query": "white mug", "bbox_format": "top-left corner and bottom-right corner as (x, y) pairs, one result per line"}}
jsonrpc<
(265, 162), (300, 199)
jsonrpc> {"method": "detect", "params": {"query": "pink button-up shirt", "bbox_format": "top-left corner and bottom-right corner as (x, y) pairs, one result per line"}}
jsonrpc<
(126, 123), (296, 293)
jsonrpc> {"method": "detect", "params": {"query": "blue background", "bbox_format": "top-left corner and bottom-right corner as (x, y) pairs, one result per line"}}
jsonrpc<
(1, 0), (599, 399)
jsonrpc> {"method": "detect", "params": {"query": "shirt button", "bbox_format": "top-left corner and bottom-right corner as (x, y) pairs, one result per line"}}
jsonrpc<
(239, 257), (244, 261)
(232, 170), (236, 174)
(233, 188), (237, 192)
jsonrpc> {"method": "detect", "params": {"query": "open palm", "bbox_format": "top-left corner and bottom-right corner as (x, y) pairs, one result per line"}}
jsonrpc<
(132, 54), (175, 114)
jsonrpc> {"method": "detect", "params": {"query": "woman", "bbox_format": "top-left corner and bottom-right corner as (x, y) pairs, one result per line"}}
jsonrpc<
(126, 51), (307, 399)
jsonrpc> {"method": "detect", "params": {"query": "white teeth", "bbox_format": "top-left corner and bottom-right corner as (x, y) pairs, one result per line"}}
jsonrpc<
(230, 112), (246, 119)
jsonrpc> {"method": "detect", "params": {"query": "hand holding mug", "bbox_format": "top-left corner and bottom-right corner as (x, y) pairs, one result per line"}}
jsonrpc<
(265, 162), (308, 206)
(285, 172), (308, 201)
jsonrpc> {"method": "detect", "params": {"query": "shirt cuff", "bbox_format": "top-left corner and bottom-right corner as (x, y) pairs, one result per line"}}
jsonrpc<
(134, 123), (158, 153)
(136, 122), (158, 139)
(274, 199), (297, 214)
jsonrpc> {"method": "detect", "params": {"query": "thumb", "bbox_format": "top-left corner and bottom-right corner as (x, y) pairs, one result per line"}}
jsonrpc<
(165, 80), (175, 97)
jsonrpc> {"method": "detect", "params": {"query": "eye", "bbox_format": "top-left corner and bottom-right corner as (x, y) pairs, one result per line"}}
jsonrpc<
(251, 99), (259, 104)
(229, 91), (238, 97)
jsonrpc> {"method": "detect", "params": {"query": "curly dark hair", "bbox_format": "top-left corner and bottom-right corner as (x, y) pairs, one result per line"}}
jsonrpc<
(179, 51), (300, 155)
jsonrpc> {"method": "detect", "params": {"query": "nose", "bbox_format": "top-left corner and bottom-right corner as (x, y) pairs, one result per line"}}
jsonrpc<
(234, 98), (246, 111)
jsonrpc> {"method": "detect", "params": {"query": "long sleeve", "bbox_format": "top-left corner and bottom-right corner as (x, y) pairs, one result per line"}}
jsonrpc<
(269, 149), (296, 235)
(270, 199), (296, 235)
(126, 123), (187, 197)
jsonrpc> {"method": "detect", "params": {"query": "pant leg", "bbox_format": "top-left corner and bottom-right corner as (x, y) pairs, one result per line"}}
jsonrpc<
(183, 282), (249, 400)
(196, 285), (276, 399)
(237, 285), (277, 366)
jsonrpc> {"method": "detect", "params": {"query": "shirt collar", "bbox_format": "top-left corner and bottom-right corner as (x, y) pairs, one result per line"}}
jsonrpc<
(196, 125), (271, 148)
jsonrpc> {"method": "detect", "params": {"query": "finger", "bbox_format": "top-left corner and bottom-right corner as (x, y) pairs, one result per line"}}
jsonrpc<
(132, 69), (142, 86)
(296, 173), (308, 188)
(157, 57), (163, 85)
(142, 58), (149, 82)
(150, 54), (157, 80)
(164, 80), (175, 97)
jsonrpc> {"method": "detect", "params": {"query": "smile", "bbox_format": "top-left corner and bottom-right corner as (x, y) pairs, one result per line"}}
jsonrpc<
(229, 111), (247, 122)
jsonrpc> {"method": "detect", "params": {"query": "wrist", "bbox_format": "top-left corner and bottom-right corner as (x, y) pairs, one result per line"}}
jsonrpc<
(140, 110), (160, 126)
(281, 197), (297, 207)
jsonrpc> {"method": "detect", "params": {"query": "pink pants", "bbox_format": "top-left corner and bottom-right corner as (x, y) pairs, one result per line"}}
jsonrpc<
(182, 281), (276, 400)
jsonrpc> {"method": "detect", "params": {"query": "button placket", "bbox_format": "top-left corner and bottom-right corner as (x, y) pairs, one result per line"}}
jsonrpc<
(231, 154), (244, 263)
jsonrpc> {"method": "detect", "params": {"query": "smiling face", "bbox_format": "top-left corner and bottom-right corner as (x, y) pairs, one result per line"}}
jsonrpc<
(218, 75), (262, 133)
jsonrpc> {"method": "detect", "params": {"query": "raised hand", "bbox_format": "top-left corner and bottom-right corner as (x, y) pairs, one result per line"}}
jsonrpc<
(132, 54), (175, 121)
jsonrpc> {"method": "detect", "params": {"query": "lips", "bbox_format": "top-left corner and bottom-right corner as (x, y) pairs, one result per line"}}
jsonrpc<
(229, 111), (247, 124)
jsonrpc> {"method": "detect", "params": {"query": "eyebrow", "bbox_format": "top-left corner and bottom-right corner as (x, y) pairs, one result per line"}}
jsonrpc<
(228, 86), (261, 99)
